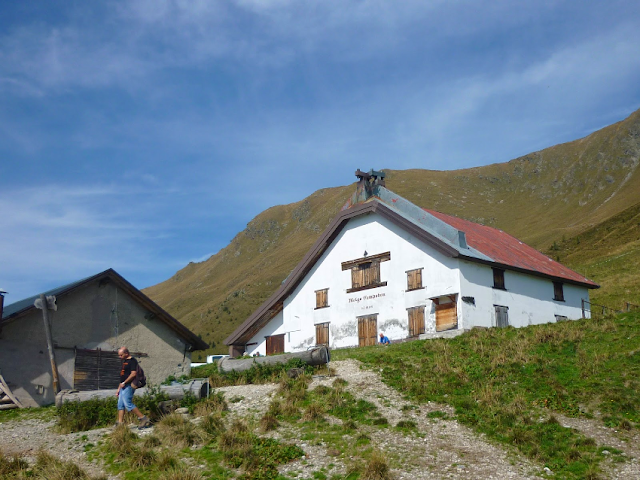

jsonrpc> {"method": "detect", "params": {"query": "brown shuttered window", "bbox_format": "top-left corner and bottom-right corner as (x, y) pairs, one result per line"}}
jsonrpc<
(315, 322), (329, 346)
(406, 268), (423, 291)
(342, 252), (390, 293)
(553, 282), (564, 301)
(315, 288), (329, 309)
(493, 268), (506, 290)
(407, 306), (426, 336)
(435, 301), (458, 332)
(74, 349), (123, 391)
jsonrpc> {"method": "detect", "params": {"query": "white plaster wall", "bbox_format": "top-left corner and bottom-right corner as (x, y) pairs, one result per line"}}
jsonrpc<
(459, 261), (591, 328)
(245, 214), (462, 354)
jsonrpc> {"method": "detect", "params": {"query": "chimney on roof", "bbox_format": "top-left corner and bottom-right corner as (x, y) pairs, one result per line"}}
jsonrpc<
(458, 231), (468, 249)
(354, 169), (386, 202)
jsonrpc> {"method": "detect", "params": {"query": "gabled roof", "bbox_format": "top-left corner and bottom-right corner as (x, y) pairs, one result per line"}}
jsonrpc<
(1, 269), (208, 351)
(225, 184), (598, 347)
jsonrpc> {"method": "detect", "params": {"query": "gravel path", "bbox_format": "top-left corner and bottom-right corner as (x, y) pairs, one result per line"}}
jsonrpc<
(1, 359), (638, 479)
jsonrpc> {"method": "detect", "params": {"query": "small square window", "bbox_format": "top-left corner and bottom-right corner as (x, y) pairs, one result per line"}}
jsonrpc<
(493, 268), (506, 290)
(553, 282), (564, 301)
(406, 268), (423, 291)
(315, 288), (329, 309)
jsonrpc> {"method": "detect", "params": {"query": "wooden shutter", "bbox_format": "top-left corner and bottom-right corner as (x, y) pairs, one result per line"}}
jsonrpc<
(435, 302), (458, 332)
(351, 266), (364, 289)
(315, 322), (329, 346)
(493, 268), (505, 289)
(266, 334), (285, 355)
(74, 349), (122, 391)
(408, 306), (426, 336)
(495, 305), (509, 328)
(358, 314), (378, 347)
(407, 269), (423, 291)
(315, 289), (328, 309)
(343, 252), (390, 293)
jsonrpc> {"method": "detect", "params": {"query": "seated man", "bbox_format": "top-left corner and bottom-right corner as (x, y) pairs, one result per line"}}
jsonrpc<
(379, 332), (390, 345)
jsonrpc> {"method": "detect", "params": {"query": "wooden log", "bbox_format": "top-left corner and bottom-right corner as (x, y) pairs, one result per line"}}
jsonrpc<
(0, 403), (19, 410)
(218, 346), (330, 373)
(55, 379), (210, 408)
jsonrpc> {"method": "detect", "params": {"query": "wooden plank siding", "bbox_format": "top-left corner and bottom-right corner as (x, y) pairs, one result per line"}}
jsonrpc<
(73, 349), (122, 391)
(357, 314), (378, 347)
(315, 322), (329, 346)
(266, 334), (285, 355)
(407, 306), (426, 337)
(435, 302), (458, 332)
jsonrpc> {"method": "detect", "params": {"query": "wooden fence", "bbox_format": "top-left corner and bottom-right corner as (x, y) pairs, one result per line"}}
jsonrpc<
(581, 299), (640, 319)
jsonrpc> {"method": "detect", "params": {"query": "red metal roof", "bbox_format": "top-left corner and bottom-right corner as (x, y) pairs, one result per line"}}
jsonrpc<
(425, 209), (598, 287)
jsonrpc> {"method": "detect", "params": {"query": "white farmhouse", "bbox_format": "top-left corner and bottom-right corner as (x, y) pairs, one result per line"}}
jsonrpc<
(225, 170), (598, 357)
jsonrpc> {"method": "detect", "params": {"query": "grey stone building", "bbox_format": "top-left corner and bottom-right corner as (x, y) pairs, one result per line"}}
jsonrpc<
(0, 269), (207, 407)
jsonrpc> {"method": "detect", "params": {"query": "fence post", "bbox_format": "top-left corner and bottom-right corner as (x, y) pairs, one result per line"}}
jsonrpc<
(627, 302), (630, 312)
(602, 306), (605, 315)
(581, 299), (585, 319)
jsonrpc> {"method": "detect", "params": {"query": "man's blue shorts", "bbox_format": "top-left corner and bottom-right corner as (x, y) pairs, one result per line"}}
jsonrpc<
(117, 385), (137, 411)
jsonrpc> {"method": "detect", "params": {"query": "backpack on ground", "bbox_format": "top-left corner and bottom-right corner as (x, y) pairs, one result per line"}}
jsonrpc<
(132, 363), (146, 389)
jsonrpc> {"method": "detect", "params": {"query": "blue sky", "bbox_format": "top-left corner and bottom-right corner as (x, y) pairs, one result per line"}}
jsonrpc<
(1, 0), (640, 304)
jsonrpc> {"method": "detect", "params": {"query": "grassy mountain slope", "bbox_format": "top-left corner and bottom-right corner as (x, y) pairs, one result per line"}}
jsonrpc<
(144, 109), (640, 357)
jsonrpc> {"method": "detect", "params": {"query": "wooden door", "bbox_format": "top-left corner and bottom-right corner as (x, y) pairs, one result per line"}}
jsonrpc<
(358, 314), (378, 347)
(266, 334), (285, 355)
(408, 306), (426, 337)
(315, 322), (329, 346)
(74, 349), (122, 391)
(435, 302), (457, 332)
(495, 305), (509, 328)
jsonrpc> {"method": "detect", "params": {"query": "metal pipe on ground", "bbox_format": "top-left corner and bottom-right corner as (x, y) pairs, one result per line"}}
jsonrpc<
(218, 346), (330, 373)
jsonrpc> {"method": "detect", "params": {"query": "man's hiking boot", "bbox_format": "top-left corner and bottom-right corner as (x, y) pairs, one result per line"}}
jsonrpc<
(138, 415), (151, 429)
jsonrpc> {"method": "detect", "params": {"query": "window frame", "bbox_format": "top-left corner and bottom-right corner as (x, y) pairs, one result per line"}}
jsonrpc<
(553, 281), (565, 302)
(342, 252), (390, 294)
(315, 288), (329, 309)
(406, 268), (424, 292)
(492, 268), (506, 290)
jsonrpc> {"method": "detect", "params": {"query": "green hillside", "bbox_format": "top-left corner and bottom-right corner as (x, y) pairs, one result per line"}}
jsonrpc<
(335, 310), (640, 479)
(144, 109), (640, 359)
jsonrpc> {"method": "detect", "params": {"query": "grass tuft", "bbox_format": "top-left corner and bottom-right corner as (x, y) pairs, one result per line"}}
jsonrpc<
(362, 450), (392, 480)
(259, 412), (280, 432)
(193, 392), (228, 417)
(156, 414), (205, 448)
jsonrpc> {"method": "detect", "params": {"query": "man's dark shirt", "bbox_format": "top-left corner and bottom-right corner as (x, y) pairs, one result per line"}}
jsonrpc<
(120, 356), (138, 384)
